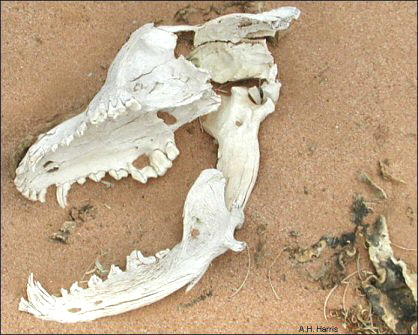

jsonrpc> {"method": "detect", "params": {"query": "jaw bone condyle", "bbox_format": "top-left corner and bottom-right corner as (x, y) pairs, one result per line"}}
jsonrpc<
(18, 7), (300, 322)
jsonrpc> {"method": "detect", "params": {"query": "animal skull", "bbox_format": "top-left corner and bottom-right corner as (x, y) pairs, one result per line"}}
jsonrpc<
(14, 23), (220, 208)
(19, 6), (300, 323)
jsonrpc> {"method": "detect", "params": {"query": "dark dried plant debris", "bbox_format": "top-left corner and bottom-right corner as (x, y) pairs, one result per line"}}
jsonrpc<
(51, 203), (97, 244)
(352, 195), (373, 227)
(362, 215), (417, 334)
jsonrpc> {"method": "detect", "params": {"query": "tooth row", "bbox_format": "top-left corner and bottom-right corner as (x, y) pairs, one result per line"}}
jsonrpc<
(17, 142), (180, 207)
(88, 97), (142, 125)
(18, 186), (49, 203)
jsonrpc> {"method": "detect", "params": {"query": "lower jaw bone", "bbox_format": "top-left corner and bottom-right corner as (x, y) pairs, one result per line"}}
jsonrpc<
(19, 169), (245, 323)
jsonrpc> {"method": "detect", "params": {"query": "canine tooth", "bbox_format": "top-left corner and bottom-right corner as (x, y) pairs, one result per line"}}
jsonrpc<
(128, 163), (147, 183)
(16, 184), (24, 193)
(70, 282), (83, 294)
(29, 190), (37, 201)
(38, 188), (47, 203)
(150, 150), (172, 176)
(56, 183), (70, 208)
(165, 142), (180, 161)
(60, 288), (68, 297)
(88, 274), (103, 288)
(141, 166), (158, 179)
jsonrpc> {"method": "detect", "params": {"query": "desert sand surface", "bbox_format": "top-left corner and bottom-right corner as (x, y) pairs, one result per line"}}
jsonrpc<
(1, 1), (416, 334)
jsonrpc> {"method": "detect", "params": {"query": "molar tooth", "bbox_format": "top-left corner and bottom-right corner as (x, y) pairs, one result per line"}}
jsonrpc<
(29, 190), (38, 201)
(38, 188), (47, 203)
(56, 183), (70, 208)
(150, 150), (172, 176)
(141, 166), (158, 179)
(128, 163), (147, 183)
(77, 177), (86, 185)
(165, 142), (180, 161)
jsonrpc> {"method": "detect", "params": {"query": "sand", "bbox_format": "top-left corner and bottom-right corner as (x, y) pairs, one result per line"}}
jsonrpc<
(1, 1), (416, 334)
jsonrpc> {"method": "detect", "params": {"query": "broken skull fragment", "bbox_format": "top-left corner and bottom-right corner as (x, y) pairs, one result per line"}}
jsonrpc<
(18, 7), (301, 322)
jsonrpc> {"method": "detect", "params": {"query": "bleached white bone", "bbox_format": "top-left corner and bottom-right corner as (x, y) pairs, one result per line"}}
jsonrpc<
(19, 169), (246, 323)
(14, 23), (220, 207)
(188, 39), (279, 85)
(203, 84), (278, 213)
(19, 7), (300, 323)
(160, 7), (301, 46)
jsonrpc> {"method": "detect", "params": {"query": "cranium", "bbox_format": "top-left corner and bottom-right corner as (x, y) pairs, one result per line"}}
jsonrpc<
(14, 23), (220, 208)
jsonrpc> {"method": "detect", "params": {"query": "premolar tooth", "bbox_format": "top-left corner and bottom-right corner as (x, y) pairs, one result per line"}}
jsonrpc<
(56, 183), (70, 208)
(29, 190), (37, 201)
(65, 135), (74, 146)
(109, 169), (120, 180)
(108, 265), (122, 278)
(70, 282), (83, 294)
(89, 171), (105, 182)
(128, 163), (147, 183)
(77, 177), (86, 185)
(38, 188), (47, 203)
(60, 288), (68, 297)
(165, 142), (180, 161)
(117, 169), (128, 179)
(150, 150), (172, 176)
(141, 166), (158, 179)
(88, 274), (103, 288)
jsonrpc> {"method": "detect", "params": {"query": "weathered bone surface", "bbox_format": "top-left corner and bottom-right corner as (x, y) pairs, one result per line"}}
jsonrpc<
(160, 7), (301, 46)
(14, 23), (220, 207)
(19, 169), (246, 322)
(363, 215), (417, 333)
(203, 84), (278, 213)
(188, 39), (277, 84)
(19, 7), (300, 323)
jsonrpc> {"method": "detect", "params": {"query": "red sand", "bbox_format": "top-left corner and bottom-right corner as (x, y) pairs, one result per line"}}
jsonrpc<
(1, 2), (416, 333)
